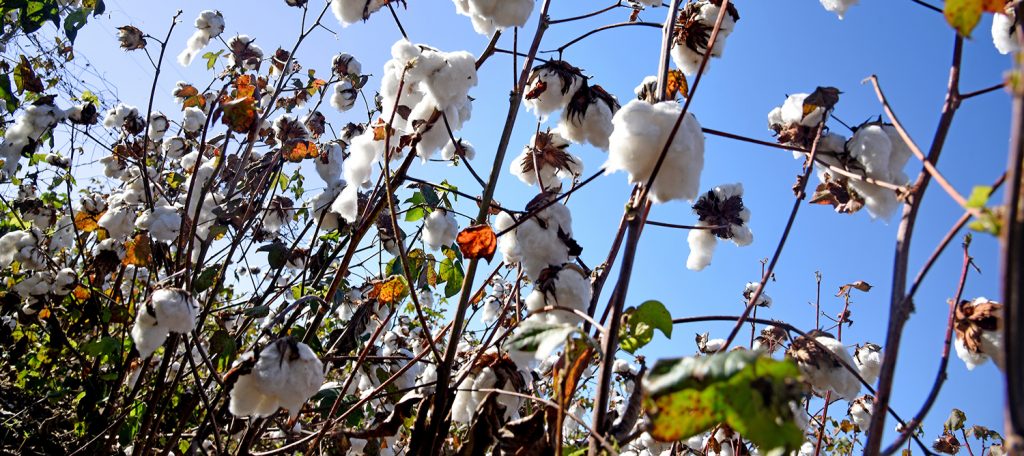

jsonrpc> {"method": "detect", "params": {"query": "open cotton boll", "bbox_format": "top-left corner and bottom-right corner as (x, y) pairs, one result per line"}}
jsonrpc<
(344, 130), (383, 186)
(819, 0), (859, 19)
(441, 139), (476, 162)
(411, 95), (473, 162)
(494, 211), (522, 265)
(229, 339), (324, 419)
(954, 297), (1005, 371)
(332, 184), (361, 224)
(135, 202), (182, 242)
(881, 125), (912, 184)
(331, 0), (387, 25)
(332, 53), (362, 77)
(481, 296), (502, 324)
(743, 282), (771, 307)
(451, 375), (477, 423)
(151, 288), (199, 333)
(0, 229), (45, 269)
(310, 184), (344, 232)
(559, 84), (620, 151)
(605, 99), (705, 204)
(787, 331), (861, 401)
(523, 60), (585, 120)
(671, 1), (739, 76)
(178, 10), (225, 66)
(849, 125), (894, 182)
(453, 0), (534, 36)
(993, 11), (1020, 55)
(147, 112), (169, 141)
(525, 264), (591, 326)
(98, 196), (137, 241)
(423, 209), (459, 251)
(131, 309), (168, 359)
(849, 395), (874, 431)
(182, 107), (207, 134)
(315, 143), (345, 185)
(779, 93), (824, 128)
(510, 129), (583, 191)
(854, 343), (883, 384)
(163, 137), (187, 160)
(225, 35), (264, 70)
(330, 80), (358, 112)
(417, 50), (477, 111)
(506, 203), (576, 281)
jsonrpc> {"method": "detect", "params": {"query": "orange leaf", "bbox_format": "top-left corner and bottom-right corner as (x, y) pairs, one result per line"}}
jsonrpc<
(72, 285), (91, 300)
(220, 95), (257, 133)
(944, 0), (1003, 37)
(123, 233), (152, 267)
(74, 210), (104, 232)
(283, 140), (319, 162)
(456, 224), (497, 262)
(374, 276), (407, 305)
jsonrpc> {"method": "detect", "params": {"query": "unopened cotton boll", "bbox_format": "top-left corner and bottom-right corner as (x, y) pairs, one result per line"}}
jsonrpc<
(993, 11), (1020, 55)
(331, 0), (386, 25)
(423, 209), (459, 251)
(453, 0), (534, 36)
(330, 80), (358, 112)
(819, 0), (859, 19)
(853, 343), (883, 384)
(182, 107), (207, 134)
(178, 10), (225, 66)
(605, 99), (705, 204)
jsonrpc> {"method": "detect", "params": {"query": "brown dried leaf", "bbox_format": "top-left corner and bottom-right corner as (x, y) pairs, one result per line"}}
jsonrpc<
(457, 225), (497, 262)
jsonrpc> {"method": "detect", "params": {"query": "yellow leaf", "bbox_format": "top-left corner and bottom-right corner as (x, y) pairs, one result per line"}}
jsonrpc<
(74, 210), (104, 232)
(72, 285), (91, 301)
(944, 0), (1004, 37)
(374, 276), (407, 305)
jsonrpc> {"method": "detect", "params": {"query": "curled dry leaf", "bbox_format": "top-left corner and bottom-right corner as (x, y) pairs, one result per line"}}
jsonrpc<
(954, 298), (1003, 354)
(456, 224), (497, 262)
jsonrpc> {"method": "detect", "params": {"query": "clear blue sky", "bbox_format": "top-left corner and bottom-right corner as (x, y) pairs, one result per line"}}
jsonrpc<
(68, 0), (1012, 448)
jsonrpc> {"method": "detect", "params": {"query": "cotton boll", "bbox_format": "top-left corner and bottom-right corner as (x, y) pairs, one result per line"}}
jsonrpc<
(671, 1), (739, 76)
(686, 224), (717, 271)
(331, 0), (387, 25)
(605, 99), (704, 204)
(954, 297), (1005, 371)
(523, 61), (585, 120)
(310, 184), (344, 231)
(135, 202), (182, 242)
(510, 129), (583, 191)
(787, 331), (861, 401)
(559, 84), (619, 151)
(441, 138), (476, 162)
(316, 143), (345, 185)
(225, 35), (264, 70)
(993, 11), (1020, 55)
(509, 203), (575, 281)
(98, 197), (137, 241)
(849, 395), (874, 431)
(131, 311), (169, 359)
(819, 0), (859, 19)
(494, 211), (522, 265)
(481, 296), (501, 324)
(150, 288), (199, 333)
(332, 184), (360, 224)
(178, 11), (225, 66)
(451, 375), (477, 423)
(332, 53), (362, 77)
(881, 125), (911, 185)
(525, 264), (591, 326)
(229, 338), (325, 419)
(453, 0), (534, 36)
(849, 125), (894, 182)
(423, 209), (459, 251)
(955, 337), (990, 370)
(344, 130), (382, 186)
(853, 343), (883, 384)
(182, 107), (207, 134)
(743, 282), (771, 307)
(147, 112), (169, 141)
(330, 80), (358, 112)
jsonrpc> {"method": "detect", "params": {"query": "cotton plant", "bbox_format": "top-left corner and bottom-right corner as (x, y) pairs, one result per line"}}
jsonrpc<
(671, 0), (740, 75)
(605, 98), (705, 204)
(853, 342), (883, 384)
(953, 297), (1004, 371)
(177, 11), (225, 66)
(452, 0), (535, 36)
(686, 183), (753, 271)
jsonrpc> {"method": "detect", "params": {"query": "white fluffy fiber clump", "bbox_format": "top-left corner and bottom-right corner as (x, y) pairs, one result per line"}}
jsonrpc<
(0, 103), (68, 178)
(797, 334), (861, 401)
(671, 0), (738, 76)
(993, 11), (1020, 55)
(955, 332), (1004, 371)
(147, 112), (169, 142)
(510, 129), (584, 191)
(135, 201), (182, 242)
(558, 85), (619, 151)
(177, 10), (225, 67)
(331, 0), (387, 25)
(840, 124), (911, 219)
(451, 365), (523, 423)
(229, 339), (325, 419)
(0, 229), (46, 270)
(819, 0), (859, 19)
(494, 203), (575, 281)
(849, 396), (874, 431)
(330, 80), (358, 112)
(686, 183), (752, 271)
(524, 265), (592, 326)
(767, 93), (825, 132)
(854, 343), (883, 384)
(315, 143), (345, 185)
(523, 62), (584, 120)
(452, 0), (534, 36)
(182, 107), (207, 134)
(954, 297), (1005, 371)
(131, 288), (198, 358)
(423, 209), (459, 251)
(606, 99), (705, 204)
(441, 139), (476, 162)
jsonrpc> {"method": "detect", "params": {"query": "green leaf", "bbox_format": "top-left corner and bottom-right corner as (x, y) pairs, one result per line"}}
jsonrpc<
(208, 329), (236, 361)
(966, 185), (993, 209)
(968, 210), (1003, 237)
(444, 261), (464, 298)
(644, 350), (805, 453)
(619, 300), (673, 353)
(81, 336), (119, 357)
(193, 266), (220, 293)
(505, 320), (580, 359)
(0, 74), (19, 113)
(405, 206), (425, 222)
(244, 305), (271, 318)
(943, 0), (1003, 37)
(257, 242), (289, 269)
(202, 50), (223, 71)
(63, 8), (89, 44)
(19, 0), (60, 34)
